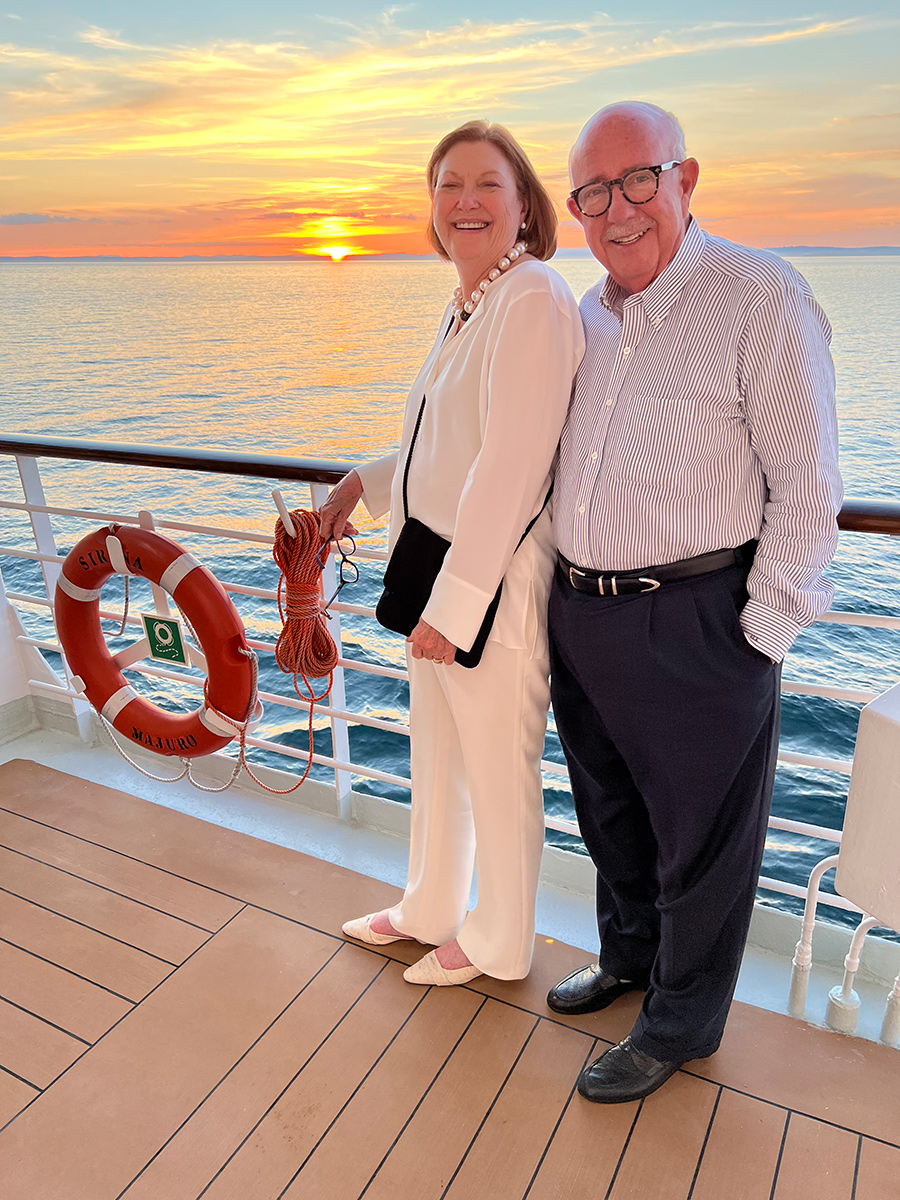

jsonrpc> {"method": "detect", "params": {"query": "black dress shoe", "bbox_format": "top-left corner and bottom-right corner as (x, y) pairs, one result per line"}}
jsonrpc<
(577, 1036), (682, 1103)
(547, 963), (645, 1015)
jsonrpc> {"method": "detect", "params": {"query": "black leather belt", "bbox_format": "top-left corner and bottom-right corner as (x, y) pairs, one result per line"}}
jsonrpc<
(559, 542), (755, 596)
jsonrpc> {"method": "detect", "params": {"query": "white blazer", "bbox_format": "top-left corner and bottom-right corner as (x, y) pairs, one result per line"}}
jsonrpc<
(356, 259), (584, 655)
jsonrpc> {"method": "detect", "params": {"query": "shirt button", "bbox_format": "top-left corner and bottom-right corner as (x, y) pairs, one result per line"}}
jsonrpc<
(591, 453), (598, 461)
(622, 346), (631, 355)
(606, 399), (612, 407)
(579, 506), (585, 514)
(653, 317), (661, 325)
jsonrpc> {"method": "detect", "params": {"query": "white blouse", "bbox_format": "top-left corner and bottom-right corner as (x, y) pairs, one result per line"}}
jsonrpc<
(356, 259), (584, 654)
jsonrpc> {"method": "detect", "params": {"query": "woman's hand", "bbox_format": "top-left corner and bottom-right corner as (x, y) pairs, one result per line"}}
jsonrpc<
(408, 619), (457, 665)
(318, 470), (363, 542)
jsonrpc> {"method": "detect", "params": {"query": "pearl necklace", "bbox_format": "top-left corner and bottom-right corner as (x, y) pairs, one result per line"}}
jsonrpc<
(452, 241), (528, 322)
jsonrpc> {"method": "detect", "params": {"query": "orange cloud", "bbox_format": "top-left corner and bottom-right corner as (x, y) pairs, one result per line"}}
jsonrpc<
(1, 13), (897, 256)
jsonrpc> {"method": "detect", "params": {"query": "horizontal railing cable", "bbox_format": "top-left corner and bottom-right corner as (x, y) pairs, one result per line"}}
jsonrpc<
(0, 499), (389, 561)
(25, 674), (412, 791)
(757, 875), (863, 915)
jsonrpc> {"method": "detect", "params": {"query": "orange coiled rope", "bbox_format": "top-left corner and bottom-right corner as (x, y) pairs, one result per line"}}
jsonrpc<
(268, 507), (339, 788)
(274, 509), (339, 681)
(213, 508), (340, 795)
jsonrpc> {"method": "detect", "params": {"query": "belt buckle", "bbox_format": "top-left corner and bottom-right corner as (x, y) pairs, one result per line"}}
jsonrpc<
(566, 566), (588, 595)
(568, 565), (607, 596)
(638, 576), (661, 593)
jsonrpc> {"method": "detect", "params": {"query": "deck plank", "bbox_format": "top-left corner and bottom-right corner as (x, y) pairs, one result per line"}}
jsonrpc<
(478, 960), (900, 1152)
(0, 906), (336, 1200)
(0, 759), (401, 936)
(442, 1017), (594, 1200)
(200, 961), (426, 1200)
(363, 999), (539, 1200)
(854, 1137), (900, 1200)
(279, 984), (486, 1200)
(772, 1113), (858, 1200)
(0, 805), (241, 931)
(525, 1065), (639, 1200)
(0, 938), (132, 1042)
(0, 1070), (39, 1132)
(690, 1088), (787, 1200)
(0, 998), (86, 1089)
(692, 1004), (900, 1147)
(0, 889), (174, 1001)
(119, 945), (385, 1200)
(608, 1072), (719, 1200)
(0, 846), (208, 964)
(473, 945), (641, 1050)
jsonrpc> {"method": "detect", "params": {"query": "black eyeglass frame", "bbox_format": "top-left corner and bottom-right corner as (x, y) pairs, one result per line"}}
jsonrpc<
(569, 161), (683, 218)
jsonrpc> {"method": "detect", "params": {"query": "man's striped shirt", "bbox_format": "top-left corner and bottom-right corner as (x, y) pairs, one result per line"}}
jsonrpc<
(553, 218), (843, 661)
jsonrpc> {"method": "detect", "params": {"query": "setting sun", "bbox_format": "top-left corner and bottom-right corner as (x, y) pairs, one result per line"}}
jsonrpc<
(320, 247), (355, 262)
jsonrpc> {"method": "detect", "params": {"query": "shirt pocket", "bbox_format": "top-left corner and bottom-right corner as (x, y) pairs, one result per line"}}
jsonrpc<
(606, 392), (741, 496)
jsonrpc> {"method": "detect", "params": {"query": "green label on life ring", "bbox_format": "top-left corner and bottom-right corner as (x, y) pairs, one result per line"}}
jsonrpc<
(141, 613), (188, 665)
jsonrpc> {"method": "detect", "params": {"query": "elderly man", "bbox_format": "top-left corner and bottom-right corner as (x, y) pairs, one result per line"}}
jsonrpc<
(547, 102), (841, 1103)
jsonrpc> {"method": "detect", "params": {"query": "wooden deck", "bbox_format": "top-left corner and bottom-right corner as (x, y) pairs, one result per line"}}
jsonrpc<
(0, 758), (898, 1200)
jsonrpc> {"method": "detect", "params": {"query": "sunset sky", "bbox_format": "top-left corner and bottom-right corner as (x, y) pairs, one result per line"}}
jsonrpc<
(1, 2), (898, 257)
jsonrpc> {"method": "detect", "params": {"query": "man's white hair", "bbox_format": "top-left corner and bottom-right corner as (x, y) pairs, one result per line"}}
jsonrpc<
(570, 102), (687, 174)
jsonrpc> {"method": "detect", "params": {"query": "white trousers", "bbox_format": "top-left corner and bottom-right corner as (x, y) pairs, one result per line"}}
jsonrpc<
(389, 637), (550, 980)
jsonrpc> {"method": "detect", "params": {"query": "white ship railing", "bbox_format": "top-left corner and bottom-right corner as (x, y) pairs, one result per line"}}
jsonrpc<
(1, 435), (898, 924)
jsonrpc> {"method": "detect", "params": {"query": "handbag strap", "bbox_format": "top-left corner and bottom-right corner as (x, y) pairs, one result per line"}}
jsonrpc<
(400, 316), (552, 549)
(401, 391), (427, 523)
(401, 314), (454, 522)
(518, 483), (553, 550)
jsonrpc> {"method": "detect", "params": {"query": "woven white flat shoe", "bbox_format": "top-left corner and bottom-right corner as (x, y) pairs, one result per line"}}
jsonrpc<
(403, 949), (483, 986)
(341, 913), (412, 946)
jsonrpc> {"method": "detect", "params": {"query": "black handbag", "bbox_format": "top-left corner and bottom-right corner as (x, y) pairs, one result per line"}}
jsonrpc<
(376, 388), (550, 669)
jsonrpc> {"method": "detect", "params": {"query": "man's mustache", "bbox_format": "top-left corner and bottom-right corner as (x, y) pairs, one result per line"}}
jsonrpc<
(604, 222), (651, 242)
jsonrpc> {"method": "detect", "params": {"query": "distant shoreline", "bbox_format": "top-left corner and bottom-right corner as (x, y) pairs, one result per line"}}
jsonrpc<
(1, 246), (898, 263)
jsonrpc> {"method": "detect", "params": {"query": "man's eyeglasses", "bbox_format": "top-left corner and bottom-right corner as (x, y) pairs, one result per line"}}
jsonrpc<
(569, 161), (682, 218)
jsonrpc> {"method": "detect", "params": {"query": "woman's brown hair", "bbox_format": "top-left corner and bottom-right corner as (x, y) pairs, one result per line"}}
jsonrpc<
(425, 120), (558, 262)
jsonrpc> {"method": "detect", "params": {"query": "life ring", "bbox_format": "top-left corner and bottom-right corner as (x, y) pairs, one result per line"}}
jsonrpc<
(54, 525), (255, 758)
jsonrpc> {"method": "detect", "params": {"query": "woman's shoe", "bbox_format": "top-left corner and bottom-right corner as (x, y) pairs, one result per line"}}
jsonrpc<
(403, 949), (483, 986)
(341, 913), (412, 946)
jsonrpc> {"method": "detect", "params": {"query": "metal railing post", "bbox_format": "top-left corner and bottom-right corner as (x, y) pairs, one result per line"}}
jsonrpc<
(15, 454), (94, 741)
(309, 481), (353, 818)
(16, 455), (61, 597)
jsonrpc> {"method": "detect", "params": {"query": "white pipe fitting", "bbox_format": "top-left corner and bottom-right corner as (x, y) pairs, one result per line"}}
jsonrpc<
(825, 984), (861, 1033)
(789, 854), (840, 1017)
(881, 973), (900, 1046)
(824, 914), (879, 1034)
(788, 961), (812, 1019)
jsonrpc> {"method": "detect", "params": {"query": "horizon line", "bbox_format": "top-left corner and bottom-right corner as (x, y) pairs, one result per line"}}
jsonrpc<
(2, 246), (900, 263)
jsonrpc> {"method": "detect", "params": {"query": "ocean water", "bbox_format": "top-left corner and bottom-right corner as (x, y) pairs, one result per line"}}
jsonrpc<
(1, 255), (899, 927)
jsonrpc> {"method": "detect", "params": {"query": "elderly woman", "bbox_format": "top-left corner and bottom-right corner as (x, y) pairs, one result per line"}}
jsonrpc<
(319, 121), (583, 986)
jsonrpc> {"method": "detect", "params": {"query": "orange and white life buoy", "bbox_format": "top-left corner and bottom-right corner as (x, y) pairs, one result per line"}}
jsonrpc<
(54, 525), (255, 757)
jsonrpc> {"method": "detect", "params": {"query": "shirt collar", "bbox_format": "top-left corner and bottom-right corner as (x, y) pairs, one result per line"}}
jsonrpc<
(600, 217), (706, 324)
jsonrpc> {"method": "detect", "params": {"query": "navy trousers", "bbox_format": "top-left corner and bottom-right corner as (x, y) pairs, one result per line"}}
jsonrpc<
(549, 557), (781, 1062)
